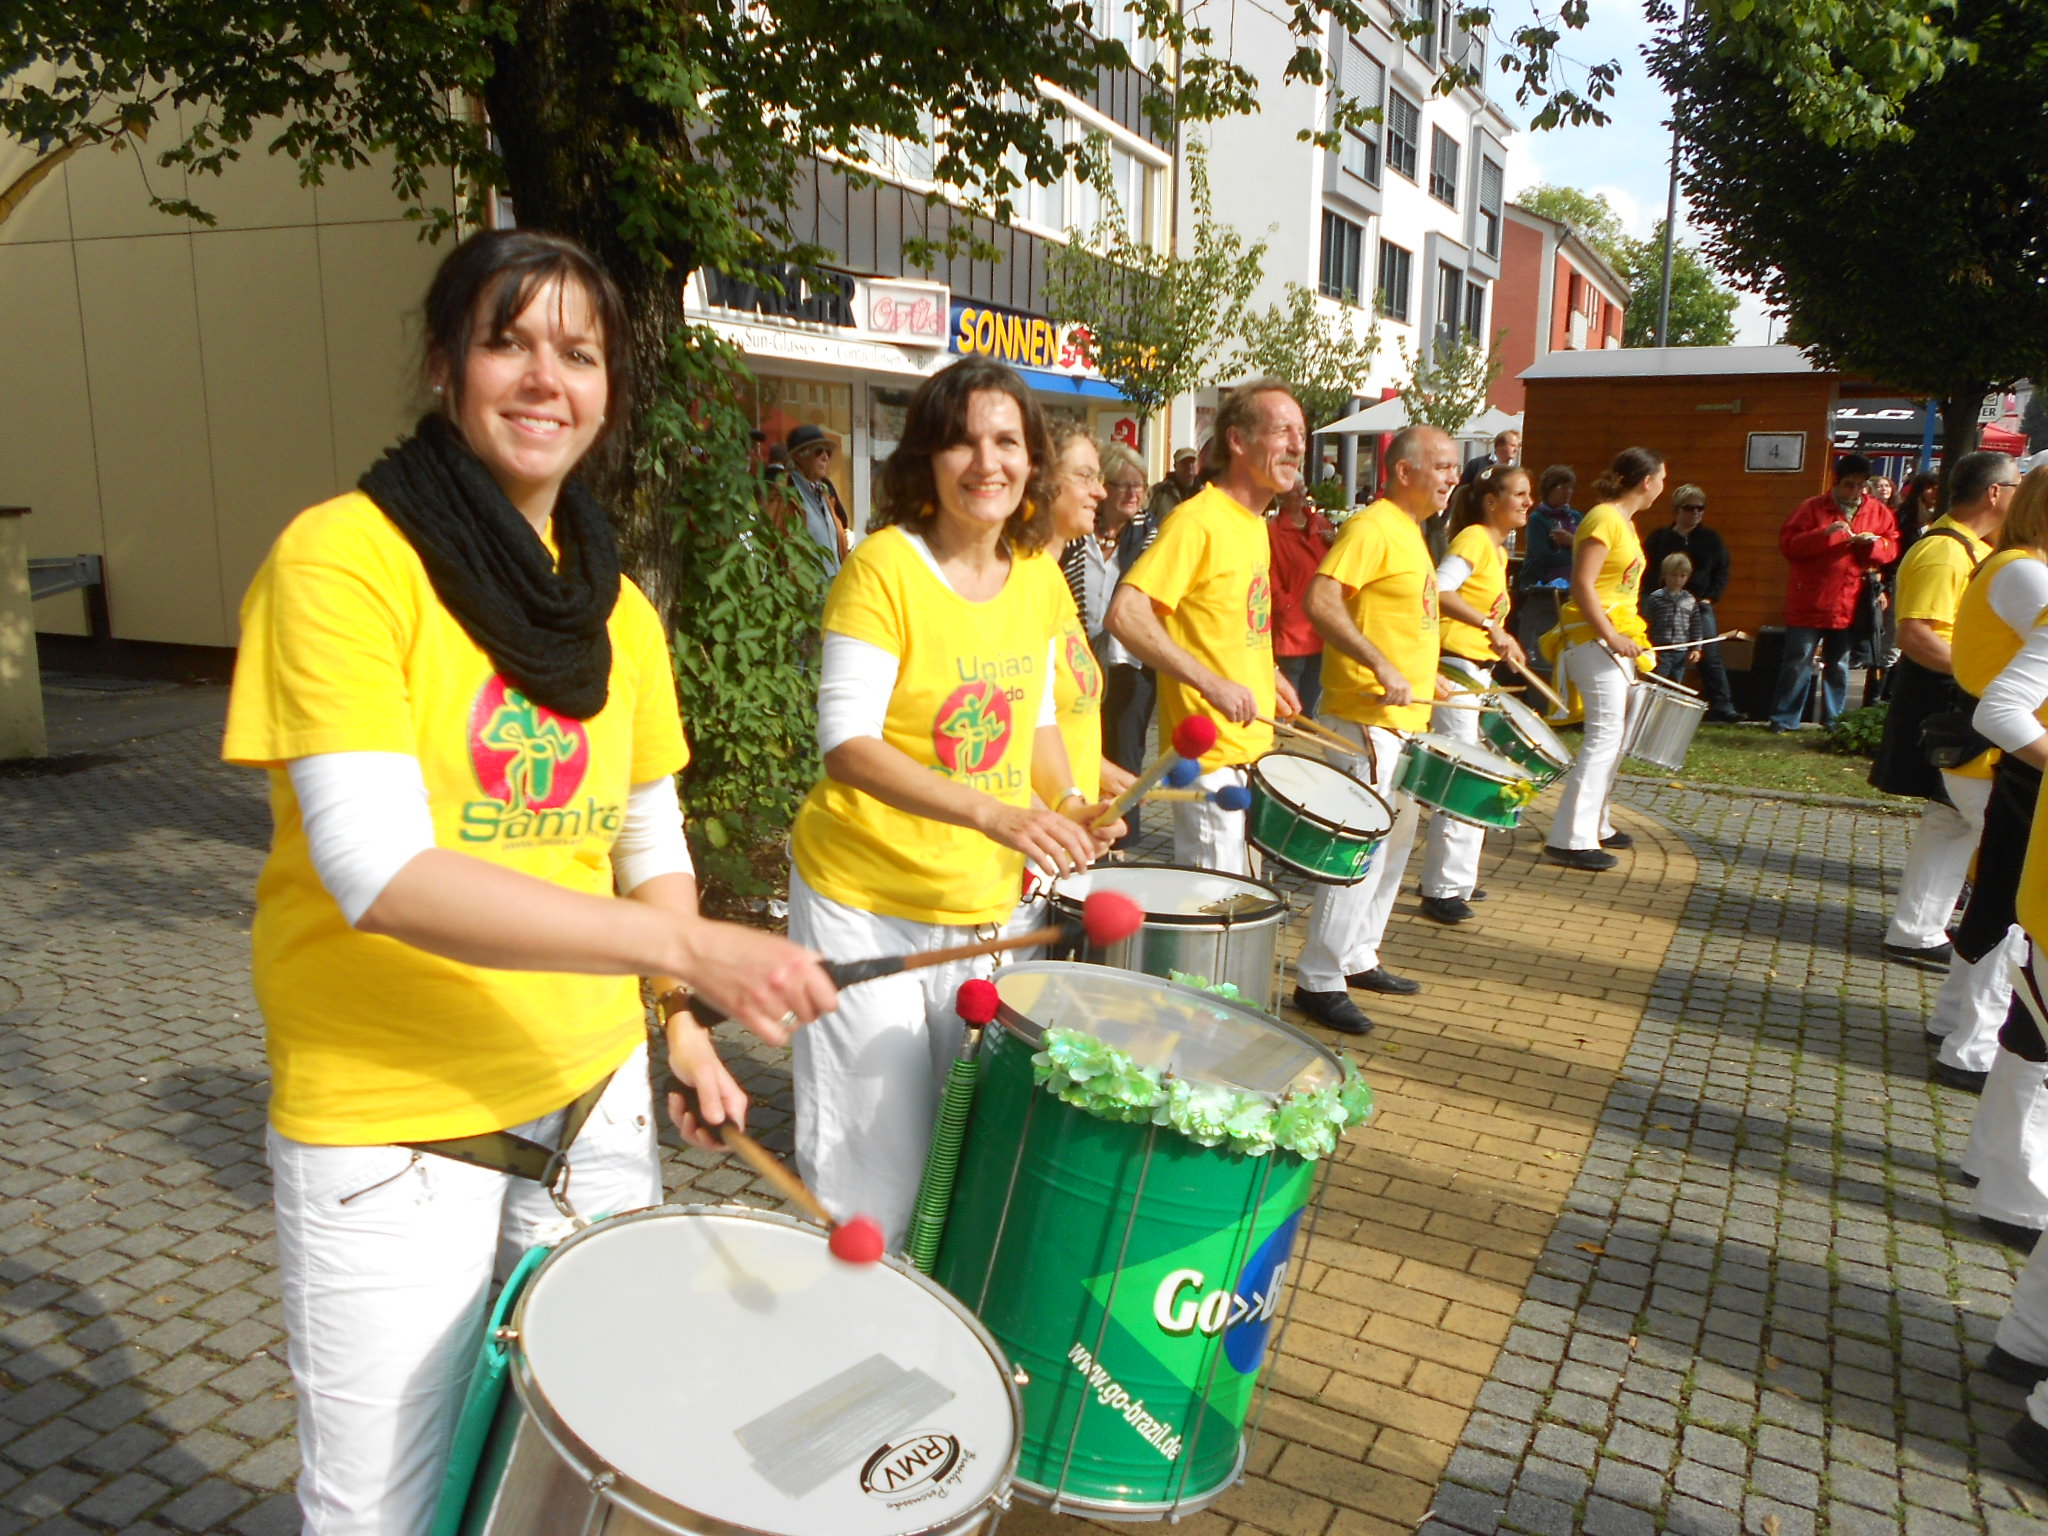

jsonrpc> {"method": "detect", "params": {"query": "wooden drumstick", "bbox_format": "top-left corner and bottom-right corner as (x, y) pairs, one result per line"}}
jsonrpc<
(1503, 652), (1569, 715)
(1092, 715), (1220, 831)
(1144, 784), (1255, 806)
(1643, 630), (1748, 654)
(1260, 712), (1357, 753)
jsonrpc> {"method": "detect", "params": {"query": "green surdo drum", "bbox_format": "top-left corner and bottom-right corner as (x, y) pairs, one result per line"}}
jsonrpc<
(1393, 733), (1535, 830)
(1477, 691), (1573, 786)
(933, 963), (1358, 1518)
(1246, 751), (1394, 885)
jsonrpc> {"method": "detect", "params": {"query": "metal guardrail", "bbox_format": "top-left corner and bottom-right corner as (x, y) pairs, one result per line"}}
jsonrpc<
(28, 554), (103, 602)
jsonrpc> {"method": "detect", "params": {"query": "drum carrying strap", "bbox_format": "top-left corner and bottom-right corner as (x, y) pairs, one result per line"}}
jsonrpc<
(402, 1070), (614, 1222)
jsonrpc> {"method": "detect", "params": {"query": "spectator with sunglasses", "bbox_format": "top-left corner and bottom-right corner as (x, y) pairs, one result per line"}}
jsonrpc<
(1642, 484), (1740, 720)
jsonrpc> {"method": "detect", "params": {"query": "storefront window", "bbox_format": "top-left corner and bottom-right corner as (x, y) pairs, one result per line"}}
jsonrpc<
(749, 374), (856, 521)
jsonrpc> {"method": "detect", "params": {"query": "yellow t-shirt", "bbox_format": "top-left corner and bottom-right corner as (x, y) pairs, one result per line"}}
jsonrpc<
(1120, 484), (1275, 768)
(1439, 522), (1509, 663)
(222, 492), (689, 1145)
(1054, 599), (1104, 803)
(1315, 499), (1440, 733)
(1558, 502), (1651, 650)
(790, 528), (1070, 926)
(1949, 548), (2045, 780)
(1896, 515), (1992, 642)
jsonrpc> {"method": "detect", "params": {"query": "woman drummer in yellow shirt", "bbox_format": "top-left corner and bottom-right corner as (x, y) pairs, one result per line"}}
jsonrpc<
(1418, 464), (1533, 920)
(220, 229), (837, 1533)
(1545, 446), (1666, 870)
(788, 359), (1123, 1250)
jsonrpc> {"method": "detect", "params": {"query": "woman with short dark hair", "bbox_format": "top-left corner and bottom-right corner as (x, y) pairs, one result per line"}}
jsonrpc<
(791, 357), (1119, 1251)
(224, 227), (836, 1530)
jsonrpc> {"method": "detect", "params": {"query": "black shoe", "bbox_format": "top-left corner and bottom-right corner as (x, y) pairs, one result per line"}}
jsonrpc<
(1706, 710), (1743, 724)
(1960, 1170), (1981, 1187)
(1292, 986), (1374, 1035)
(1983, 1216), (2043, 1252)
(1346, 966), (1421, 995)
(1470, 888), (1489, 902)
(1925, 1028), (1948, 1045)
(1884, 940), (1955, 966)
(1767, 722), (1795, 734)
(1933, 1060), (1990, 1093)
(1419, 895), (1475, 925)
(2009, 1414), (2048, 1483)
(1545, 845), (1618, 871)
(1986, 1345), (2048, 1389)
(1600, 830), (1634, 850)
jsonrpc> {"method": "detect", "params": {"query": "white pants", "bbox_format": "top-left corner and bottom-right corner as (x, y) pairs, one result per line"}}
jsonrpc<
(1548, 641), (1646, 852)
(1935, 925), (2027, 1069)
(1420, 659), (1491, 900)
(789, 867), (999, 1251)
(272, 1045), (661, 1536)
(1174, 764), (1253, 875)
(1887, 774), (1992, 950)
(1968, 1048), (2048, 1229)
(1296, 720), (1420, 992)
(2002, 1166), (2048, 1407)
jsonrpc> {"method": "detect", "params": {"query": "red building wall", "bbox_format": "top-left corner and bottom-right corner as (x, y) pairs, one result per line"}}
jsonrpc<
(1491, 220), (1546, 412)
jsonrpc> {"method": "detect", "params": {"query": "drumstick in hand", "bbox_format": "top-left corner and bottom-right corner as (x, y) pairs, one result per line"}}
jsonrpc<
(682, 891), (1146, 1024)
(1503, 653), (1568, 715)
(1260, 713), (1357, 753)
(1091, 715), (1219, 831)
(1642, 630), (1748, 654)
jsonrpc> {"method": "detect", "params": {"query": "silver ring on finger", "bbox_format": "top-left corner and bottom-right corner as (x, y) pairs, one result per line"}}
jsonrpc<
(778, 1010), (799, 1032)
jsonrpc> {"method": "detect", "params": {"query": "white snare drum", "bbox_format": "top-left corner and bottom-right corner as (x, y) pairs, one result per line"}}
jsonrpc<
(1247, 751), (1396, 884)
(1625, 671), (1709, 772)
(464, 1206), (1020, 1536)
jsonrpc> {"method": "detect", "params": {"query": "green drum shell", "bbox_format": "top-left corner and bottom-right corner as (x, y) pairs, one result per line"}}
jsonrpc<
(1478, 709), (1567, 786)
(934, 1020), (1316, 1517)
(1394, 741), (1523, 830)
(1246, 758), (1386, 885)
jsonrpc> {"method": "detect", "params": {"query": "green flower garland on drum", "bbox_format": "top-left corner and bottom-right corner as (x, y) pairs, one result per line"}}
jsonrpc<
(1030, 1028), (1375, 1160)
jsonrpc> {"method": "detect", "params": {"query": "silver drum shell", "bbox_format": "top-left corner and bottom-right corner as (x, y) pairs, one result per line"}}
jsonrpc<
(1047, 863), (1288, 1013)
(1626, 679), (1709, 772)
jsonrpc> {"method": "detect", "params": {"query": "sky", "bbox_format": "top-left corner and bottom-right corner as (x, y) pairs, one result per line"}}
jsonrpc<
(1497, 2), (1775, 344)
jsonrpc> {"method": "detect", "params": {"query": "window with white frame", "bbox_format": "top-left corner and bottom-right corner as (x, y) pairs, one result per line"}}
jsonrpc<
(1093, 0), (1158, 72)
(1386, 92), (1420, 181)
(1463, 279), (1487, 339)
(1436, 263), (1463, 348)
(1377, 239), (1414, 322)
(1428, 128), (1459, 206)
(1320, 211), (1366, 304)
(1333, 39), (1384, 187)
(1478, 157), (1504, 256)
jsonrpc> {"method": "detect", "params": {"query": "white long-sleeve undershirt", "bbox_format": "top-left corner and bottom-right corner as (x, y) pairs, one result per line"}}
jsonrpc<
(287, 753), (691, 926)
(1971, 559), (2048, 754)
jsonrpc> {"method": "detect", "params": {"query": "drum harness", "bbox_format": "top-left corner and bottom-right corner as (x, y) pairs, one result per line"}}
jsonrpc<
(372, 1072), (617, 1226)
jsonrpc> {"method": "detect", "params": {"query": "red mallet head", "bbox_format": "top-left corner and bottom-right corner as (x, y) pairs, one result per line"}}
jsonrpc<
(955, 977), (1002, 1026)
(1171, 714), (1219, 761)
(1081, 890), (1146, 948)
(829, 1215), (886, 1264)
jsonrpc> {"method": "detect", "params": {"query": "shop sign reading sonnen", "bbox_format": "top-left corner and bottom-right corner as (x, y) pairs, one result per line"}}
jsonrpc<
(949, 301), (1102, 379)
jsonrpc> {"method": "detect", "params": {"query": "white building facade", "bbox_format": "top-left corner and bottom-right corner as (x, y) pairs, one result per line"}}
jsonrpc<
(1191, 0), (1515, 428)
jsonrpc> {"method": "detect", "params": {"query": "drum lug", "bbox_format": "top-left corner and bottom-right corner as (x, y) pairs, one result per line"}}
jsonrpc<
(1012, 1367), (1031, 1387)
(494, 1326), (519, 1345)
(588, 1469), (616, 1496)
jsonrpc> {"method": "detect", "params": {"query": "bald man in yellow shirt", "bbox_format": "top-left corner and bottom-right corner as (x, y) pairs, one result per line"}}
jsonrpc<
(1292, 425), (1511, 1036)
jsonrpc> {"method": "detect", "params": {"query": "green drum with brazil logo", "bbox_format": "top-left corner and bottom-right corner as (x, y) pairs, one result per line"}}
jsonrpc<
(933, 963), (1361, 1518)
(1477, 692), (1573, 786)
(1393, 733), (1534, 830)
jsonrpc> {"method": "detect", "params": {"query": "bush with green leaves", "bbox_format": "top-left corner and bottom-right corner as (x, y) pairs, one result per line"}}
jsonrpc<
(1823, 703), (1888, 757)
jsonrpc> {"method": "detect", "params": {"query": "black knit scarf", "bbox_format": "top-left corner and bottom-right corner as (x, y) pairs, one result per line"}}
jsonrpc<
(359, 414), (619, 720)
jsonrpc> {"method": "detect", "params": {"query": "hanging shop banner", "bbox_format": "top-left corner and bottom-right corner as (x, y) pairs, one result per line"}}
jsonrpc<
(949, 301), (1100, 379)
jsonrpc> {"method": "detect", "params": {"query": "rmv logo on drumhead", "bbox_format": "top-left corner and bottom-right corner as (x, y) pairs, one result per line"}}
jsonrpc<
(860, 1431), (962, 1499)
(1151, 1211), (1304, 1374)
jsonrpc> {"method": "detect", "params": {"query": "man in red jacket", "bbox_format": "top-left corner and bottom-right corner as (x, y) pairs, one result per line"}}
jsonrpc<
(1768, 453), (1900, 730)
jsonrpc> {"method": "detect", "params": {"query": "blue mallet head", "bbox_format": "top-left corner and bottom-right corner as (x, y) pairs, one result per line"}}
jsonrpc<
(1165, 756), (1202, 789)
(1214, 784), (1253, 812)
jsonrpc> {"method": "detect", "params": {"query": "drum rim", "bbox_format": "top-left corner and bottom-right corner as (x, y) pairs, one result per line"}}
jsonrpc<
(1403, 734), (1528, 788)
(1481, 693), (1572, 766)
(1249, 752), (1395, 840)
(1047, 862), (1287, 928)
(991, 959), (1345, 1084)
(505, 1203), (1024, 1536)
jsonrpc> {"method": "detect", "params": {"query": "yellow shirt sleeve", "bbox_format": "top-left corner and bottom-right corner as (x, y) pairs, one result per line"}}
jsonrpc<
(1447, 523), (1495, 568)
(1318, 509), (1391, 593)
(1123, 504), (1211, 612)
(1895, 539), (1971, 627)
(822, 532), (910, 655)
(616, 579), (690, 782)
(223, 507), (419, 767)
(1575, 503), (1627, 554)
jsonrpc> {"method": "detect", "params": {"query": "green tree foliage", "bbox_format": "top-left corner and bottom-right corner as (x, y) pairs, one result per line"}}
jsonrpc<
(1041, 142), (1265, 418)
(1513, 183), (1628, 266)
(1618, 222), (1738, 347)
(1233, 285), (1381, 433)
(1396, 333), (1502, 436)
(1652, 0), (2048, 469)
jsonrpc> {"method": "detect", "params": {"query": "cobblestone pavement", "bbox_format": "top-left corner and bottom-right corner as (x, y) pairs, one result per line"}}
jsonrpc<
(1424, 785), (2048, 1536)
(1, 720), (2042, 1535)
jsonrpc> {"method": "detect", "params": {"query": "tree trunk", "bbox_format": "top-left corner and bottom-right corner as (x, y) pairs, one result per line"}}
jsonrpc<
(1937, 384), (1987, 508)
(483, 2), (698, 630)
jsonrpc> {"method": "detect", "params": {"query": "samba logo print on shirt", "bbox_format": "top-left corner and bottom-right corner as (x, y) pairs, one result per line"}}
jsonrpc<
(1065, 630), (1102, 703)
(1245, 570), (1273, 643)
(459, 676), (619, 845)
(932, 680), (1015, 781)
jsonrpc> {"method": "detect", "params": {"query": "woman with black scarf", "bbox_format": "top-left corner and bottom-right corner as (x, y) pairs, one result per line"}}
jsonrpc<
(223, 229), (836, 1533)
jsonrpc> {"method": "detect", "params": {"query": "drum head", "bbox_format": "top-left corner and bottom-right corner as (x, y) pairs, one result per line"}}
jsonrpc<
(993, 960), (1341, 1098)
(1489, 692), (1570, 763)
(1049, 864), (1285, 922)
(1255, 753), (1394, 837)
(1410, 733), (1528, 781)
(515, 1208), (1017, 1536)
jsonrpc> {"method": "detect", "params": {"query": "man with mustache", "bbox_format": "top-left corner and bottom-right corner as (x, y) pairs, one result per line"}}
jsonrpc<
(1110, 378), (1305, 873)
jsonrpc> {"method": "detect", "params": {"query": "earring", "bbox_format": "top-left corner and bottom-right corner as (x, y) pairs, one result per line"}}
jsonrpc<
(431, 384), (445, 395)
